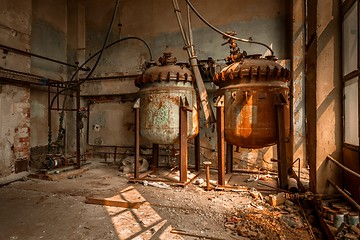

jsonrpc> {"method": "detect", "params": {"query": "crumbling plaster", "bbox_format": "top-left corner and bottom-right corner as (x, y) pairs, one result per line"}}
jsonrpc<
(0, 0), (32, 175)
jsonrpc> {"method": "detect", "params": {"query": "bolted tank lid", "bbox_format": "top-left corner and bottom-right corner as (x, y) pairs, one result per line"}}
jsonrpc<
(213, 34), (290, 87)
(213, 56), (291, 87)
(135, 52), (194, 87)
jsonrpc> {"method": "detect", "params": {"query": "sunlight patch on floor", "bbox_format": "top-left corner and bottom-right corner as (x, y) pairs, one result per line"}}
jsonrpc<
(105, 186), (182, 240)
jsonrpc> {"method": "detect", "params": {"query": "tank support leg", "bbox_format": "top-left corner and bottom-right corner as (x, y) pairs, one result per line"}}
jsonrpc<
(215, 96), (225, 186)
(226, 143), (233, 173)
(179, 97), (191, 182)
(275, 93), (288, 190)
(151, 144), (159, 172)
(195, 132), (201, 172)
(134, 99), (140, 179)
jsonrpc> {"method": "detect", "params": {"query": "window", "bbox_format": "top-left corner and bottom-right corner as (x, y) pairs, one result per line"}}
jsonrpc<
(342, 0), (359, 147)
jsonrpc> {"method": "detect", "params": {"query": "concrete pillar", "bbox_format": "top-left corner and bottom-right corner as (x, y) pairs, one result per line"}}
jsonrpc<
(306, 0), (342, 193)
(292, 0), (306, 169)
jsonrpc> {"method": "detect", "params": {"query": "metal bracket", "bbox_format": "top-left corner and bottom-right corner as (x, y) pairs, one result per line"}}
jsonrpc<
(180, 96), (192, 112)
(274, 93), (287, 106)
(133, 98), (140, 109)
(214, 95), (224, 107)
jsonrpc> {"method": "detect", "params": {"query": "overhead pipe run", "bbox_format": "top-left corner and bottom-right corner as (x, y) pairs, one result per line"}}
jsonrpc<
(172, 0), (216, 125)
(185, 0), (274, 55)
(0, 44), (90, 72)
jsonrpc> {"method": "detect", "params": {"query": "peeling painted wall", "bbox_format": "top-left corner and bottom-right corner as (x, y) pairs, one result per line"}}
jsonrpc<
(79, 0), (292, 171)
(0, 0), (32, 175)
(0, 85), (31, 175)
(0, 0), (299, 174)
(29, 0), (71, 166)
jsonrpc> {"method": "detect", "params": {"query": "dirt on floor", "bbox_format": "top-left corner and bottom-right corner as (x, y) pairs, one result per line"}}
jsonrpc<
(0, 159), (317, 240)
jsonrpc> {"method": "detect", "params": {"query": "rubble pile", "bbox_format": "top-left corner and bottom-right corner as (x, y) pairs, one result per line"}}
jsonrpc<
(224, 189), (312, 239)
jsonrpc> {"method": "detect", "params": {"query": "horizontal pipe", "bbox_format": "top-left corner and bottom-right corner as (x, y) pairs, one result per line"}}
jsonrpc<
(232, 168), (278, 176)
(0, 44), (90, 71)
(81, 74), (141, 81)
(328, 179), (360, 212)
(327, 155), (360, 179)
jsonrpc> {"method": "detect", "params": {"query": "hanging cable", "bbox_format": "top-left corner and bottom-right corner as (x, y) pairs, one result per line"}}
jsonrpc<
(50, 36), (152, 109)
(185, 0), (274, 55)
(50, 35), (152, 152)
(51, 0), (121, 153)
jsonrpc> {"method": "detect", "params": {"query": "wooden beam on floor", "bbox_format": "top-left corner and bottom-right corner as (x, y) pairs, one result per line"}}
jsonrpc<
(85, 197), (144, 209)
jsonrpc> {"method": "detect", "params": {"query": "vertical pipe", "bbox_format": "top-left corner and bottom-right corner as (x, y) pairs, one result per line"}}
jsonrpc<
(114, 146), (117, 162)
(226, 143), (233, 173)
(151, 143), (159, 172)
(187, 4), (195, 56)
(172, 0), (215, 125)
(56, 85), (60, 109)
(76, 80), (81, 169)
(134, 107), (140, 178)
(179, 99), (188, 182)
(47, 84), (52, 153)
(217, 104), (225, 186)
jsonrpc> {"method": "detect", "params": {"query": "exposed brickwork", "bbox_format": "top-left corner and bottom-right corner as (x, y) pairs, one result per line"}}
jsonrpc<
(13, 90), (31, 162)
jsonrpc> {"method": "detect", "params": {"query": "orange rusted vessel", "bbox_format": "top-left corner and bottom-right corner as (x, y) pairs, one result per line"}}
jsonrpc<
(214, 50), (291, 148)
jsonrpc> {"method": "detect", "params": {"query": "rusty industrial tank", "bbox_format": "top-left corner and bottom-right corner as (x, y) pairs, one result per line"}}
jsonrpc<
(214, 52), (291, 148)
(135, 52), (199, 144)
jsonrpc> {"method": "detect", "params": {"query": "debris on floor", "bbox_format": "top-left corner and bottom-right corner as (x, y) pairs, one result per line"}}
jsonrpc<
(119, 156), (149, 173)
(143, 180), (171, 189)
(317, 198), (360, 239)
(224, 197), (309, 239)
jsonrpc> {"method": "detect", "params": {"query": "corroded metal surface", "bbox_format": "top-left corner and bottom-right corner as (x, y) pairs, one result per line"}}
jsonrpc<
(136, 53), (199, 144)
(214, 55), (290, 148)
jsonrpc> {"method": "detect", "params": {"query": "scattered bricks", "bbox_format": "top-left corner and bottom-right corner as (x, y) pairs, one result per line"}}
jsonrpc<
(268, 193), (286, 206)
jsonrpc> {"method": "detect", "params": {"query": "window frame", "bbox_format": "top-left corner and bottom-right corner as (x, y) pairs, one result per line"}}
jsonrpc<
(342, 0), (360, 150)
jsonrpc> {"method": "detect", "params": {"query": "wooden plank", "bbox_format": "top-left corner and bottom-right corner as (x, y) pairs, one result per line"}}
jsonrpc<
(85, 197), (144, 209)
(170, 228), (228, 240)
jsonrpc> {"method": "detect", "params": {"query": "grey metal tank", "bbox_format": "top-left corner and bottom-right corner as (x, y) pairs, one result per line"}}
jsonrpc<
(135, 52), (199, 144)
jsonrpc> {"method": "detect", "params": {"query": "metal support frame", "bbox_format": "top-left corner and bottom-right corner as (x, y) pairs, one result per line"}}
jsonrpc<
(275, 93), (288, 190)
(215, 96), (225, 186)
(195, 133), (201, 172)
(151, 143), (159, 172)
(47, 79), (84, 169)
(179, 97), (191, 182)
(133, 98), (140, 179)
(132, 97), (194, 184)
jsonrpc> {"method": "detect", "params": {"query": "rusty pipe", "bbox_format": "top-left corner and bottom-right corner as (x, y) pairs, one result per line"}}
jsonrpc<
(0, 44), (90, 71)
(328, 179), (360, 212)
(327, 155), (360, 179)
(172, 0), (215, 125)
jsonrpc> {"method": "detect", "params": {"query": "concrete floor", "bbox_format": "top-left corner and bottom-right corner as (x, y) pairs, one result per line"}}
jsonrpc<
(0, 159), (311, 240)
